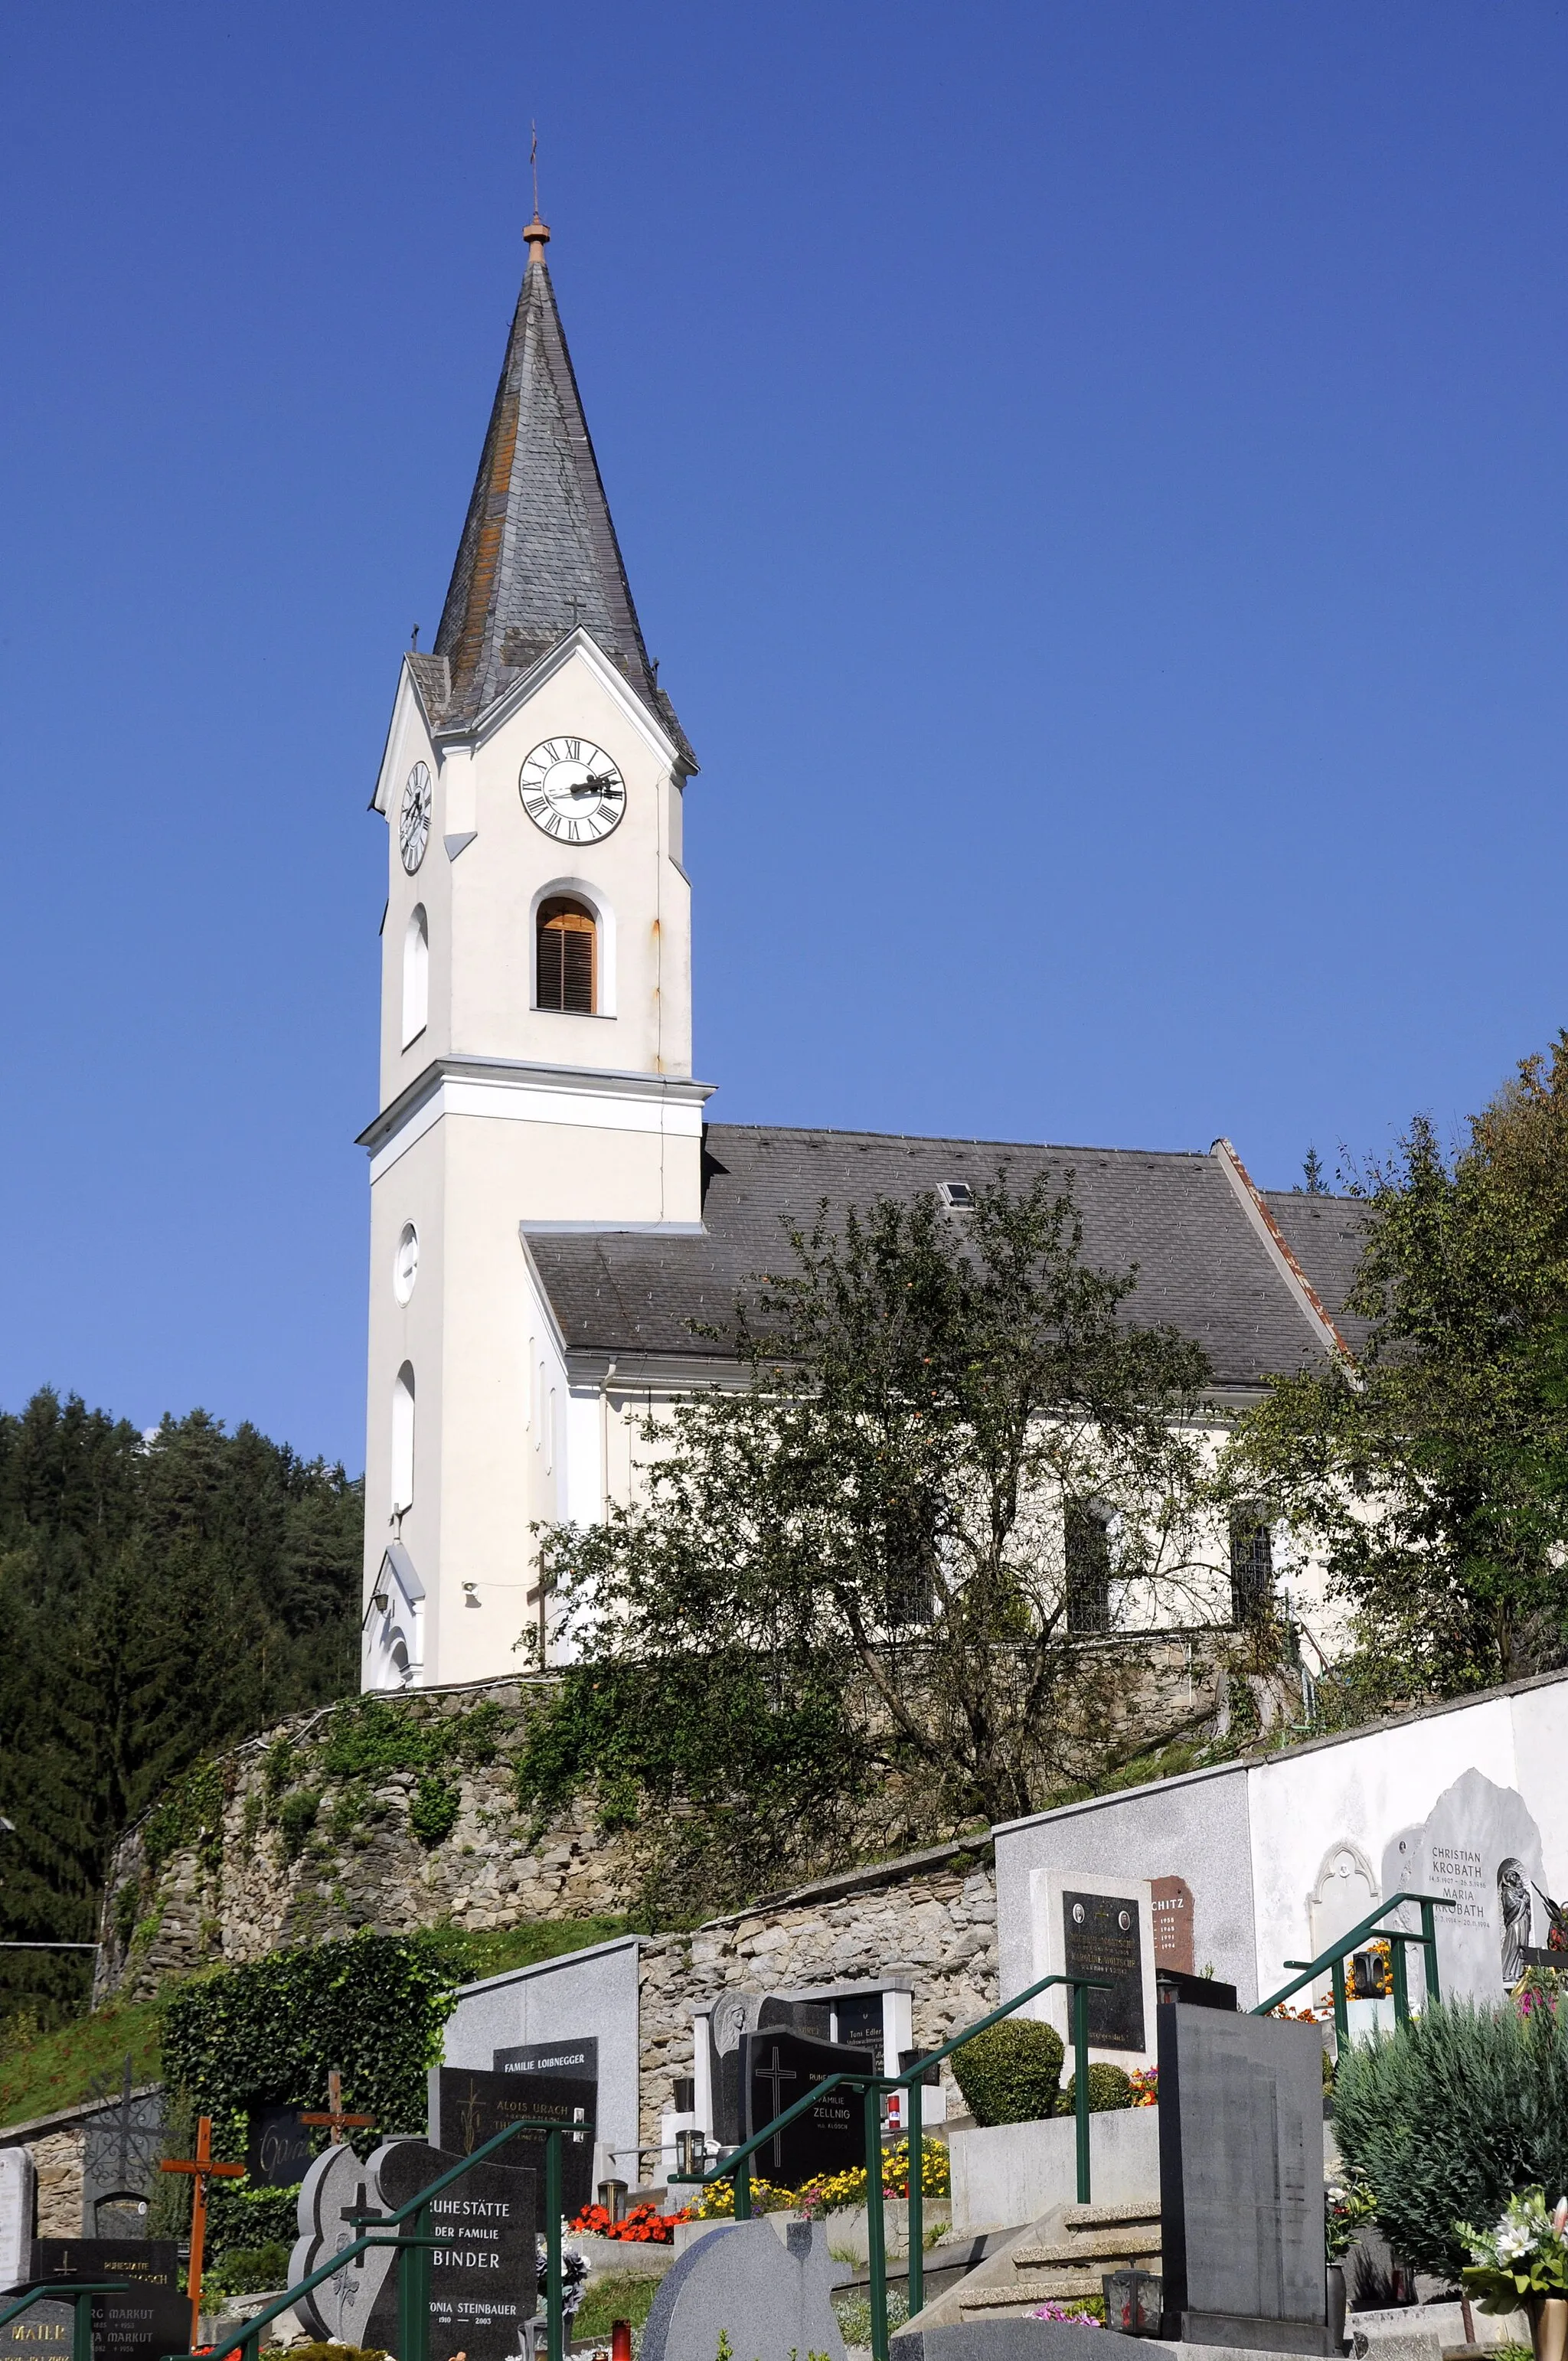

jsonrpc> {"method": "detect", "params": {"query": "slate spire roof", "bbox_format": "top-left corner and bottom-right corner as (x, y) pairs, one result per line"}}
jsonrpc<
(432, 221), (691, 758)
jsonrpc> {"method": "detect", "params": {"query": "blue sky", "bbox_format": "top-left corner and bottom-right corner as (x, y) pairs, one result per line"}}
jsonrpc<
(2, 3), (1565, 1469)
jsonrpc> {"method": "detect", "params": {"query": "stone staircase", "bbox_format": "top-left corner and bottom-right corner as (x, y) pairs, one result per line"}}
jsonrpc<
(955, 2199), (1162, 2320)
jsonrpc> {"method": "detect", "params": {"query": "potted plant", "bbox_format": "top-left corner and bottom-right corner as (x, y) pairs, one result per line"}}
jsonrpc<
(1325, 2173), (1376, 2347)
(1459, 2189), (1568, 2361)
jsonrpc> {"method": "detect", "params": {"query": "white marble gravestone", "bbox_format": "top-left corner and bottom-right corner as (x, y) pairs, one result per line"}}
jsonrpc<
(0, 2150), (32, 2290)
(1413, 1769), (1548, 2001)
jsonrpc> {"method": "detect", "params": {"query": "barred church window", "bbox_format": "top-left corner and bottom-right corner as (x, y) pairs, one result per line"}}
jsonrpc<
(1066, 1505), (1112, 1634)
(402, 905), (428, 1046)
(537, 896), (596, 1014)
(1230, 1506), (1274, 1625)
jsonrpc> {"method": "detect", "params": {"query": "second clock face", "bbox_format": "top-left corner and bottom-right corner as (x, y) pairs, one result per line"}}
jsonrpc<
(519, 737), (626, 843)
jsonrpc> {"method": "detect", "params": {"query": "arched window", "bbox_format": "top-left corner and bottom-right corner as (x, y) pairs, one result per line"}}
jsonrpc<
(537, 896), (596, 1014)
(403, 906), (429, 1047)
(391, 1362), (416, 1514)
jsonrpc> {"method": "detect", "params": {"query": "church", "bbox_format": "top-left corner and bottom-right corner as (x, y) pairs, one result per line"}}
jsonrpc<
(358, 213), (1364, 1693)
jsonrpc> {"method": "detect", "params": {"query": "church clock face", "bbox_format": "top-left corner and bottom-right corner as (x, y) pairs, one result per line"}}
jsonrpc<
(519, 737), (625, 843)
(400, 762), (432, 874)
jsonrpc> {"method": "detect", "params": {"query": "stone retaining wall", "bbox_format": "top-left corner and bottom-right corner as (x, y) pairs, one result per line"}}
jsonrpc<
(96, 1681), (638, 2002)
(635, 1844), (1000, 2153)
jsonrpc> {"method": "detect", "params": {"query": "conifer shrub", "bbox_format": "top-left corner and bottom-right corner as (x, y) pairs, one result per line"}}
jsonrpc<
(952, 2020), (1065, 2126)
(1334, 2000), (1568, 2280)
(1062, 2062), (1134, 2113)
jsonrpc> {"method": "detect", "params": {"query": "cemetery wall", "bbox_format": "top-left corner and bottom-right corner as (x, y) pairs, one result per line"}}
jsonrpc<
(633, 1842), (1000, 2152)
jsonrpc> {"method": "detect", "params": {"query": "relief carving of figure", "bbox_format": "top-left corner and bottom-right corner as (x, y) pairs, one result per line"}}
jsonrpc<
(1498, 1856), (1532, 1984)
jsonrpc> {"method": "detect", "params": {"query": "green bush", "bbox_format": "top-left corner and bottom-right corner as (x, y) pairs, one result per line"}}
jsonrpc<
(277, 1789), (322, 1859)
(408, 1773), (460, 1848)
(206, 2180), (302, 2261)
(1334, 2000), (1568, 2281)
(1062, 2062), (1134, 2114)
(203, 2242), (292, 2297)
(952, 2020), (1065, 2126)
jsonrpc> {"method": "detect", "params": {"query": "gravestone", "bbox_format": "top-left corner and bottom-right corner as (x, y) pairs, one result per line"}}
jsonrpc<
(430, 2064), (594, 2222)
(1062, 1889), (1145, 2051)
(1152, 1876), (1195, 1976)
(707, 1994), (843, 2147)
(1030, 1869), (1158, 2068)
(739, 2030), (870, 2183)
(289, 2134), (536, 2361)
(368, 2141), (536, 2361)
(80, 2076), (162, 2239)
(1413, 1770), (1548, 2001)
(0, 2152), (34, 2290)
(1157, 2003), (1328, 2353)
(641, 2219), (845, 2361)
(247, 2101), (314, 2190)
(289, 2142), (397, 2345)
(2, 2242), (188, 2361)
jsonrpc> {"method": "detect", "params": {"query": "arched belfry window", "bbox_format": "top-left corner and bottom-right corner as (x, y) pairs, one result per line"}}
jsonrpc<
(403, 906), (429, 1047)
(537, 896), (596, 1014)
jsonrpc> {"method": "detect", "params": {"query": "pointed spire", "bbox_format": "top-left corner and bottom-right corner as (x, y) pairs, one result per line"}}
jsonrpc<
(433, 230), (691, 761)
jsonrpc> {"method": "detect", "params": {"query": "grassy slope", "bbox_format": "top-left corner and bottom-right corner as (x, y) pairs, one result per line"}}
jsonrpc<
(0, 1917), (631, 2129)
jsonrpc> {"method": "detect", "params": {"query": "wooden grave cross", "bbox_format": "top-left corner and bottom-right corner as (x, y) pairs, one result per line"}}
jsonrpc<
(300, 2069), (377, 2146)
(159, 2112), (245, 2347)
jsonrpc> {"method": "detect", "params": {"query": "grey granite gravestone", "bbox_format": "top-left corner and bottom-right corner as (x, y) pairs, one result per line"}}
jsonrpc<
(247, 2101), (314, 2190)
(1157, 2002), (1329, 2353)
(641, 2219), (845, 2361)
(739, 2028), (872, 2183)
(5, 2242), (186, 2361)
(430, 2065), (594, 2222)
(1062, 1889), (1145, 2050)
(289, 2141), (398, 2344)
(1413, 1770), (1548, 2000)
(0, 2152), (34, 2289)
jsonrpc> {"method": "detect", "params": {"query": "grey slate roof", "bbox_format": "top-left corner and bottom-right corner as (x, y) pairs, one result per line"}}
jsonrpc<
(525, 1124), (1371, 1390)
(430, 253), (693, 762)
(1263, 1189), (1375, 1358)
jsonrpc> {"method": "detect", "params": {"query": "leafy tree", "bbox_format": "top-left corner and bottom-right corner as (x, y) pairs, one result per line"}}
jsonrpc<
(0, 1392), (362, 2027)
(1226, 1034), (1568, 1703)
(521, 1174), (1214, 1915)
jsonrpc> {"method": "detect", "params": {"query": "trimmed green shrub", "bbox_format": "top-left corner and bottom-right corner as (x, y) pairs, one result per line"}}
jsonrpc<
(203, 2242), (292, 2297)
(952, 2020), (1065, 2126)
(1334, 2000), (1568, 2281)
(1062, 2062), (1134, 2114)
(206, 2180), (302, 2261)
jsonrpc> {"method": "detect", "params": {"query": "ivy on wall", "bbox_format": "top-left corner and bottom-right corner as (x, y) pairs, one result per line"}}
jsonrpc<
(161, 1931), (459, 2161)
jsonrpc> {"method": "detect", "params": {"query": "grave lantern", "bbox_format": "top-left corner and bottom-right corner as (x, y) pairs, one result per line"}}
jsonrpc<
(596, 2177), (628, 2223)
(675, 2129), (708, 2176)
(1102, 2266), (1162, 2335)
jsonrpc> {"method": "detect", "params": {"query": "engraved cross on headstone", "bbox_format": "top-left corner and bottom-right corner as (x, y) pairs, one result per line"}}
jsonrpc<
(757, 2045), (798, 2168)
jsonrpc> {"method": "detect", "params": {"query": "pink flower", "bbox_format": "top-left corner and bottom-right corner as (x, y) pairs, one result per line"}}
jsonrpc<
(1553, 2199), (1568, 2238)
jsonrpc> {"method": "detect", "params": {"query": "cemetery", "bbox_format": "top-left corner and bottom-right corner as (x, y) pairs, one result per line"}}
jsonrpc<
(0, 1666), (1566, 2361)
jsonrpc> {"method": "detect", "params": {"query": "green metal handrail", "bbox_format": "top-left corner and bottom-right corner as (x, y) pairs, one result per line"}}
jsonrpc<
(0, 2282), (123, 2361)
(671, 1969), (1111, 2361)
(199, 2111), (578, 2361)
(1253, 1889), (1455, 2043)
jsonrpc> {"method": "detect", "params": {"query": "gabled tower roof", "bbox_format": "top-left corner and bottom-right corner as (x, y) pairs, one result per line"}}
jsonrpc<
(433, 218), (692, 759)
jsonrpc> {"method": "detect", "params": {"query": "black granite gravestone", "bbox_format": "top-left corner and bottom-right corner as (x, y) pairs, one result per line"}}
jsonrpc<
(2, 2242), (188, 2361)
(740, 2030), (872, 2183)
(708, 1995), (844, 2146)
(362, 2141), (536, 2361)
(247, 2102), (315, 2189)
(430, 2065), (594, 2222)
(1157, 2003), (1329, 2353)
(1062, 1889), (1145, 2051)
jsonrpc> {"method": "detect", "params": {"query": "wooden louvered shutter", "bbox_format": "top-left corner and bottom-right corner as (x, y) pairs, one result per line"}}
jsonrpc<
(537, 898), (596, 1014)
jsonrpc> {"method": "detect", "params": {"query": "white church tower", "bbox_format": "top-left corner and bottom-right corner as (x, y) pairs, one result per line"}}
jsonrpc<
(358, 211), (709, 1689)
